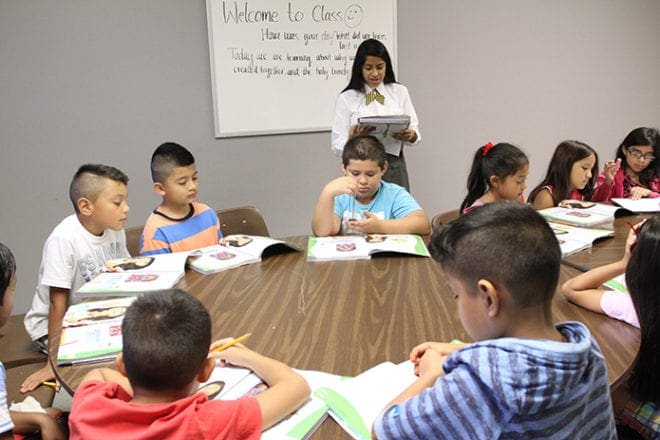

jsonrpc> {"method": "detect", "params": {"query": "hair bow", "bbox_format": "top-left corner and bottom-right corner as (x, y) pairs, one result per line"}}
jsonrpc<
(481, 142), (494, 156)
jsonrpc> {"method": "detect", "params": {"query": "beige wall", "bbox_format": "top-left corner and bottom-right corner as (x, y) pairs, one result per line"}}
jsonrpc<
(1, 0), (658, 313)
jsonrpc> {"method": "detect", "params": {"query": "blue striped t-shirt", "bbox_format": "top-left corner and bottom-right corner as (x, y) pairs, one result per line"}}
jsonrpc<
(373, 322), (616, 439)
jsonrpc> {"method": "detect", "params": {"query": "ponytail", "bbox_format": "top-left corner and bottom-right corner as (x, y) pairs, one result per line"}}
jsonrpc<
(460, 148), (488, 213)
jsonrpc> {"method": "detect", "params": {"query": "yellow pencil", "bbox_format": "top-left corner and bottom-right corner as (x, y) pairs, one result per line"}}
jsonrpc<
(211, 333), (251, 353)
(42, 381), (58, 389)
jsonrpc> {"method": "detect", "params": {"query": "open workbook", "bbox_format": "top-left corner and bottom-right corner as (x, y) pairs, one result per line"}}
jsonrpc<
(539, 202), (627, 227)
(358, 115), (410, 156)
(549, 222), (613, 257)
(57, 296), (137, 365)
(75, 252), (190, 298)
(612, 197), (660, 213)
(187, 235), (299, 275)
(307, 234), (430, 261)
(199, 363), (343, 439)
(358, 115), (410, 139)
(314, 361), (418, 440)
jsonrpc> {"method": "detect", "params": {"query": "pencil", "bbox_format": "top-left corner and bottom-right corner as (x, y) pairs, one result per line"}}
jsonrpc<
(42, 381), (57, 389)
(211, 333), (251, 353)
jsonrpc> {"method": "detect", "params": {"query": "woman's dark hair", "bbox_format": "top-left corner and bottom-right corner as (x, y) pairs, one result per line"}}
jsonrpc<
(0, 243), (16, 304)
(615, 127), (660, 188)
(342, 39), (396, 93)
(460, 143), (529, 213)
(626, 216), (660, 402)
(528, 140), (599, 205)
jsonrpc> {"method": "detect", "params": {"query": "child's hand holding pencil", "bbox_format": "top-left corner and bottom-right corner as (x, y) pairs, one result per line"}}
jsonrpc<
(210, 333), (251, 353)
(209, 333), (252, 367)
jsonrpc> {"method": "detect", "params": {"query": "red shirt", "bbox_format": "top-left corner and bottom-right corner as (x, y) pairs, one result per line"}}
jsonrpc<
(69, 381), (261, 440)
(592, 168), (660, 202)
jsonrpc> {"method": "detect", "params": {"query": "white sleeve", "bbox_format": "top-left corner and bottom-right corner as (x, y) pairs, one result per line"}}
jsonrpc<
(40, 235), (76, 289)
(331, 93), (350, 157)
(400, 86), (421, 144)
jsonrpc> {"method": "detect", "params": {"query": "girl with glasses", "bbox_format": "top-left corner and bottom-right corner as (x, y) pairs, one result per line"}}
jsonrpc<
(592, 127), (660, 202)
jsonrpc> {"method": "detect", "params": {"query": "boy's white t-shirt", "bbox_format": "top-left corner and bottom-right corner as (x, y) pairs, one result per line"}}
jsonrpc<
(24, 214), (129, 341)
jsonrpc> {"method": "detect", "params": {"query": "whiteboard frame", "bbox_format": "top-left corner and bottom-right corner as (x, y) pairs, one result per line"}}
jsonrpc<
(205, 0), (397, 138)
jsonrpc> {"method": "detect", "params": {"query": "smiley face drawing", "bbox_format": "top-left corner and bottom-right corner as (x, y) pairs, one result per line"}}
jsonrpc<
(344, 4), (363, 28)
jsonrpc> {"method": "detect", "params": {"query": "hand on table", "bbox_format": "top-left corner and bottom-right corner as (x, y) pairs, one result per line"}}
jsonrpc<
(20, 363), (57, 393)
(409, 341), (465, 377)
(209, 337), (252, 368)
(345, 211), (381, 234)
(629, 186), (651, 200)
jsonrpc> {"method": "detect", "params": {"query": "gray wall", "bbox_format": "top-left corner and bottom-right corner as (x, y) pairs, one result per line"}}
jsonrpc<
(1, 0), (658, 314)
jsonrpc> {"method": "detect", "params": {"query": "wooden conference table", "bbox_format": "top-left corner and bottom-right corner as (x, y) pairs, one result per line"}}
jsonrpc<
(562, 213), (652, 272)
(53, 219), (642, 438)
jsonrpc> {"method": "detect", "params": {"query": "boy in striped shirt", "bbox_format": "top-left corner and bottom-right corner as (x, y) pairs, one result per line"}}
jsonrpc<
(140, 142), (222, 255)
(373, 202), (616, 439)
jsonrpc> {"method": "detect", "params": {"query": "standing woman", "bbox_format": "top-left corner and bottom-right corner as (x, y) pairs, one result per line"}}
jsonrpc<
(331, 39), (420, 191)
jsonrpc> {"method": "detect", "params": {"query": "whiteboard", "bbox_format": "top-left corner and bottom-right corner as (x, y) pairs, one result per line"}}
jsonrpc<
(206, 0), (397, 137)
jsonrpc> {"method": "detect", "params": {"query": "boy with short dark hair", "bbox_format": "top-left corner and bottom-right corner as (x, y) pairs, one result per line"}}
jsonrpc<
(68, 289), (310, 439)
(140, 142), (222, 255)
(372, 202), (616, 439)
(312, 135), (430, 237)
(21, 164), (130, 391)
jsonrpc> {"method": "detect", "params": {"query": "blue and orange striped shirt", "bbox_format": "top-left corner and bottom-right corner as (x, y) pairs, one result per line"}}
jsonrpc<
(140, 202), (222, 255)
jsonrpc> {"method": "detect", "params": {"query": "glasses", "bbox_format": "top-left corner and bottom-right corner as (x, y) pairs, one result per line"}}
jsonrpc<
(627, 149), (656, 162)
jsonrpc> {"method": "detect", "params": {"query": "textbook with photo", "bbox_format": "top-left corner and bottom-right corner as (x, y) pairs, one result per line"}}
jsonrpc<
(612, 197), (660, 213)
(307, 234), (430, 262)
(57, 296), (137, 365)
(75, 252), (190, 298)
(187, 235), (299, 275)
(548, 222), (613, 257)
(200, 363), (343, 439)
(263, 370), (343, 440)
(314, 361), (418, 440)
(358, 115), (410, 139)
(539, 202), (625, 227)
(358, 114), (410, 156)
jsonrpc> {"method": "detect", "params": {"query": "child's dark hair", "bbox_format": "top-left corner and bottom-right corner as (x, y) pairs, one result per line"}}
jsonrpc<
(615, 127), (660, 188)
(150, 142), (195, 184)
(0, 242), (16, 304)
(69, 164), (129, 213)
(342, 135), (387, 169)
(626, 216), (660, 403)
(528, 140), (599, 205)
(460, 143), (529, 213)
(342, 39), (396, 93)
(121, 289), (211, 391)
(430, 202), (560, 308)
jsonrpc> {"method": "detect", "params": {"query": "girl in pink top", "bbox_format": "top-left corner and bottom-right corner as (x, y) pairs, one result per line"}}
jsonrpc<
(591, 127), (660, 202)
(460, 142), (529, 214)
(528, 140), (599, 210)
(561, 216), (660, 439)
